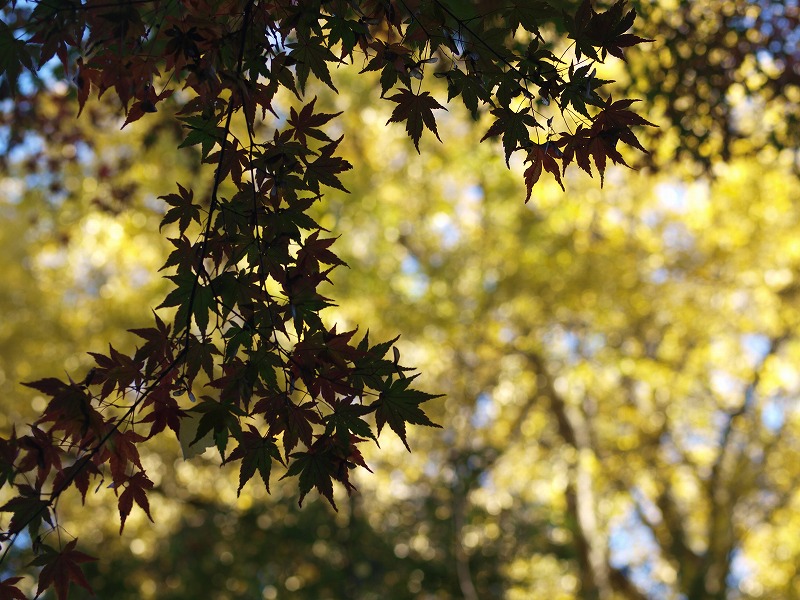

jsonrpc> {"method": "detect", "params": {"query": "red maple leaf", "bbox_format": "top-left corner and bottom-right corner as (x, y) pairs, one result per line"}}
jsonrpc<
(139, 387), (187, 438)
(52, 459), (100, 503)
(0, 484), (53, 537)
(0, 577), (27, 600)
(30, 539), (96, 600)
(87, 344), (144, 400)
(107, 429), (146, 486)
(524, 142), (565, 199)
(591, 98), (657, 136)
(16, 426), (62, 486)
(569, 0), (653, 62)
(117, 471), (155, 534)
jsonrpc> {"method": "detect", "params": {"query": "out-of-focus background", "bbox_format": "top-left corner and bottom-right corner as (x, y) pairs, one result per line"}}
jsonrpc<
(2, 1), (800, 598)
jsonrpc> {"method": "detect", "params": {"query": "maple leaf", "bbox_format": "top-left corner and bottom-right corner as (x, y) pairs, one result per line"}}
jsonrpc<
(0, 21), (35, 95)
(159, 183), (203, 234)
(561, 63), (610, 118)
(87, 344), (144, 399)
(591, 97), (657, 142)
(386, 88), (446, 153)
(372, 375), (442, 451)
(281, 448), (338, 509)
(323, 396), (377, 444)
(160, 235), (198, 274)
(303, 136), (353, 193)
(16, 426), (62, 486)
(0, 484), (53, 538)
(557, 129), (601, 184)
(224, 425), (283, 495)
(0, 0), (660, 584)
(122, 85), (173, 128)
(30, 539), (97, 600)
(178, 114), (225, 159)
(289, 35), (340, 93)
(107, 429), (146, 486)
(524, 142), (565, 199)
(26, 377), (103, 446)
(259, 396), (320, 458)
(117, 471), (154, 534)
(21, 377), (70, 395)
(0, 577), (26, 600)
(568, 0), (653, 62)
(203, 138), (250, 187)
(481, 107), (543, 165)
(322, 13), (369, 59)
(556, 97), (656, 185)
(139, 387), (187, 438)
(185, 337), (221, 385)
(184, 398), (245, 458)
(129, 310), (172, 366)
(352, 332), (402, 391)
(52, 460), (99, 503)
(288, 97), (341, 145)
(295, 230), (348, 273)
(504, 0), (558, 34)
(0, 428), (18, 488)
(359, 41), (413, 96)
(158, 270), (217, 335)
(27, 2), (79, 73)
(442, 67), (493, 119)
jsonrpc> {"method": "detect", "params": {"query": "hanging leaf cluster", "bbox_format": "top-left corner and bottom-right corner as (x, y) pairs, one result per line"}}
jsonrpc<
(0, 0), (652, 596)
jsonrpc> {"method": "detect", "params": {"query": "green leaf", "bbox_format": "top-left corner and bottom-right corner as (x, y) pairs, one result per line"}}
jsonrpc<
(157, 270), (195, 332)
(178, 410), (215, 460)
(159, 183), (203, 235)
(287, 96), (340, 145)
(324, 399), (377, 443)
(352, 333), (401, 391)
(289, 35), (340, 93)
(504, 0), (557, 34)
(386, 88), (447, 153)
(225, 425), (283, 495)
(178, 115), (224, 159)
(481, 107), (543, 165)
(323, 14), (367, 58)
(444, 68), (493, 120)
(281, 450), (337, 509)
(303, 136), (352, 193)
(0, 21), (35, 94)
(372, 375), (442, 450)
(193, 283), (214, 335)
(183, 399), (244, 459)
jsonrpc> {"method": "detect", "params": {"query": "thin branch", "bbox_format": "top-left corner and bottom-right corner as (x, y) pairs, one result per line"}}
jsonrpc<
(182, 0), (255, 351)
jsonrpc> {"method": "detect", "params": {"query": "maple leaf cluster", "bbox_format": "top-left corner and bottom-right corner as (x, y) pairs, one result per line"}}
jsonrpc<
(0, 0), (652, 596)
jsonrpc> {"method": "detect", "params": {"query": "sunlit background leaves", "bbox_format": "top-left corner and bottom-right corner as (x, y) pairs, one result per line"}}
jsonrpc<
(3, 0), (800, 598)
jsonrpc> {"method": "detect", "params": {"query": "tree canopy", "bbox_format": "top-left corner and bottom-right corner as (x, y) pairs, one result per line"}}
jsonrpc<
(625, 0), (800, 170)
(0, 0), (658, 597)
(5, 0), (799, 598)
